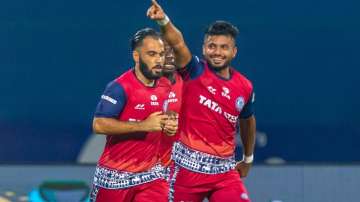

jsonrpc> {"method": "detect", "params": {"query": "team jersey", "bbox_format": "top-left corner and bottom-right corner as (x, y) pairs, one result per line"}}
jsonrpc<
(159, 73), (183, 166)
(94, 69), (171, 173)
(178, 56), (255, 158)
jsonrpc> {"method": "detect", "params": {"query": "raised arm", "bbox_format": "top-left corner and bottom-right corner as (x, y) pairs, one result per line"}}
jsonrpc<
(147, 0), (192, 68)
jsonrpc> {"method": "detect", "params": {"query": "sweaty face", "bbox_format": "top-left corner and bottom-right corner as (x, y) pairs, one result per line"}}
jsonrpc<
(163, 44), (176, 74)
(202, 35), (237, 71)
(138, 37), (165, 80)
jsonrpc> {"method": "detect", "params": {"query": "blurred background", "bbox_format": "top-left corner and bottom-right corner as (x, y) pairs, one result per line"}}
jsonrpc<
(1, 0), (359, 201)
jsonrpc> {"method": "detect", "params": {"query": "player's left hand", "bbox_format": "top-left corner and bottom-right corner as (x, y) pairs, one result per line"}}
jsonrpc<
(162, 112), (178, 136)
(235, 161), (252, 178)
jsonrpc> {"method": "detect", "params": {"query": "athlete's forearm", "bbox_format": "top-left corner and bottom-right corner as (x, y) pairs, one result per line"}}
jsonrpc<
(147, 0), (191, 67)
(92, 117), (147, 135)
(239, 115), (256, 156)
(159, 21), (192, 68)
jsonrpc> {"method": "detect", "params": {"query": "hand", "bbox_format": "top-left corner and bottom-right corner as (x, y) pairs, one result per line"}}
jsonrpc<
(147, 0), (166, 21)
(162, 113), (178, 136)
(141, 111), (168, 132)
(235, 161), (252, 178)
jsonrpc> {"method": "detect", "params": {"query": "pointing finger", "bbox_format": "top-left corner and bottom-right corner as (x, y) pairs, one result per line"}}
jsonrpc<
(151, 0), (161, 8)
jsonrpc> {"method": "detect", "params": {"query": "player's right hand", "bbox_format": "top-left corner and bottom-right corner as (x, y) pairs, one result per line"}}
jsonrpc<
(141, 111), (168, 132)
(235, 161), (252, 178)
(147, 0), (166, 21)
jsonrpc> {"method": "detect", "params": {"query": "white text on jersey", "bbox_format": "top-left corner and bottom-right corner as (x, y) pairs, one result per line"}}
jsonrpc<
(199, 95), (239, 124)
(199, 95), (222, 114)
(101, 95), (117, 104)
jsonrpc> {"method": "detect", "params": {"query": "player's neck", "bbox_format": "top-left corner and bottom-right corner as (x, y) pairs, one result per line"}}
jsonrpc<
(163, 72), (176, 84)
(134, 67), (155, 87)
(209, 66), (231, 80)
(207, 62), (231, 80)
(216, 67), (230, 79)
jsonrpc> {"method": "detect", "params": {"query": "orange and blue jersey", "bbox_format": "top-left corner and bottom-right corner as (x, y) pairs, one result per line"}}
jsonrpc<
(178, 56), (255, 158)
(94, 69), (171, 173)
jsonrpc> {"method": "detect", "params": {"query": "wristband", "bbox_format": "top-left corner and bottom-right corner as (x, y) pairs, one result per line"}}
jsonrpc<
(242, 154), (254, 164)
(156, 15), (170, 26)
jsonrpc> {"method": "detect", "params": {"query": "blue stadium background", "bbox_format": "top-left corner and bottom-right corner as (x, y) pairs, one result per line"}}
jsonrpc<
(1, 0), (359, 163)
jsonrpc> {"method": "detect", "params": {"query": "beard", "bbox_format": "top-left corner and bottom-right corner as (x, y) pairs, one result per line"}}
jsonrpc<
(139, 58), (162, 80)
(206, 58), (231, 72)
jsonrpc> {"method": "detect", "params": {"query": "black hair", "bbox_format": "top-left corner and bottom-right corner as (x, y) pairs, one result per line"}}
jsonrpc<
(204, 20), (239, 39)
(130, 28), (163, 51)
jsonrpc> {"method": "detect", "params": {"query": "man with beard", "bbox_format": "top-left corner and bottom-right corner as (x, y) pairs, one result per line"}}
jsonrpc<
(89, 28), (178, 202)
(147, 1), (256, 202)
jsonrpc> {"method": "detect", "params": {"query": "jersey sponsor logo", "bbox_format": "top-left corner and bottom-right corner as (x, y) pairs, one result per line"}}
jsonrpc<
(168, 91), (178, 103)
(235, 96), (245, 112)
(199, 95), (222, 114)
(134, 104), (145, 110)
(224, 112), (238, 123)
(199, 94), (239, 124)
(207, 86), (217, 95)
(169, 92), (176, 98)
(150, 95), (158, 101)
(150, 95), (159, 106)
(151, 102), (159, 106)
(221, 86), (231, 100)
(101, 95), (117, 104)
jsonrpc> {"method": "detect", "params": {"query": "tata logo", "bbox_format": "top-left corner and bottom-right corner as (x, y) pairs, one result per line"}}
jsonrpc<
(151, 102), (159, 106)
(150, 95), (158, 101)
(199, 95), (222, 114)
(199, 94), (239, 125)
(235, 97), (245, 112)
(134, 104), (145, 110)
(207, 86), (216, 95)
(224, 112), (238, 123)
(150, 95), (159, 106)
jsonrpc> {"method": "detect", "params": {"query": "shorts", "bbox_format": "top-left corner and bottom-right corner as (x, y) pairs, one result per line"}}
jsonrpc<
(91, 178), (169, 202)
(169, 165), (250, 202)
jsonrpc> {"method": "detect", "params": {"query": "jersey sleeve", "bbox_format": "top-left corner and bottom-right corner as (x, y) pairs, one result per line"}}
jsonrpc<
(239, 91), (255, 119)
(94, 80), (127, 118)
(178, 55), (204, 80)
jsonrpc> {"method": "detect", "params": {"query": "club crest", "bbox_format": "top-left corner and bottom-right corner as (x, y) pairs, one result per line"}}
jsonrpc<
(235, 97), (245, 112)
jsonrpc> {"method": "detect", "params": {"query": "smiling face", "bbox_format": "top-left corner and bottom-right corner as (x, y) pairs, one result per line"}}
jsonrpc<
(202, 34), (237, 71)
